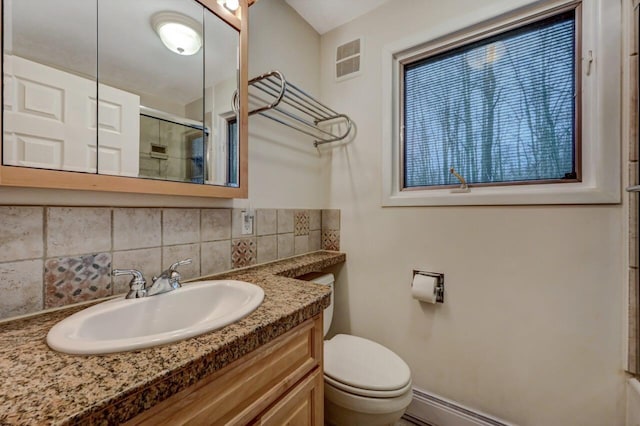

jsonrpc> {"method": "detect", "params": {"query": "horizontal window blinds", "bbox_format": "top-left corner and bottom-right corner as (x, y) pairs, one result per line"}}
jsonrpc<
(403, 11), (576, 188)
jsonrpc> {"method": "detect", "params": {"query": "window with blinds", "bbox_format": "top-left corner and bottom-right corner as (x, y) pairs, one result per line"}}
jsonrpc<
(402, 10), (578, 189)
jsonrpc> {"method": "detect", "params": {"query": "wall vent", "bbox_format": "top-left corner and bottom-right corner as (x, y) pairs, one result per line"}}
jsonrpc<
(335, 38), (362, 81)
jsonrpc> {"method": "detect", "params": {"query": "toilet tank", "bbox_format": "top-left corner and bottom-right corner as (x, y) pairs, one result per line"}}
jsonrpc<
(299, 272), (334, 337)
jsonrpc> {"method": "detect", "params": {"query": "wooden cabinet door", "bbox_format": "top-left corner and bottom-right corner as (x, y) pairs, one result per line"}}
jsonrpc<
(126, 316), (323, 426)
(257, 368), (323, 426)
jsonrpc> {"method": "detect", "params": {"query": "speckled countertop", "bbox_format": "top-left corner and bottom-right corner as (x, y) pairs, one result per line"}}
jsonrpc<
(0, 250), (345, 425)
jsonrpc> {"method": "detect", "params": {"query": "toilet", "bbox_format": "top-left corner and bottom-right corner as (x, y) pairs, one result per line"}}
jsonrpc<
(307, 273), (413, 426)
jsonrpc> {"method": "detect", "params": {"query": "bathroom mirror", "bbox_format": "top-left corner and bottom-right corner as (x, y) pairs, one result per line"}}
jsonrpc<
(0, 0), (248, 197)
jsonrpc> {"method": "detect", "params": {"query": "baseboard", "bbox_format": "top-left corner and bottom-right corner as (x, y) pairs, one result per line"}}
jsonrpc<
(405, 388), (516, 426)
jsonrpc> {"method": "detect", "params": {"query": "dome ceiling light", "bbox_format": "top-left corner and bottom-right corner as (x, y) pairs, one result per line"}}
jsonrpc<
(152, 12), (202, 56)
(217, 0), (239, 12)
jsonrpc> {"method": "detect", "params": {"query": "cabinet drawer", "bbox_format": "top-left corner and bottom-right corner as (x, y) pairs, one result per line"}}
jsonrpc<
(255, 368), (323, 426)
(126, 315), (323, 426)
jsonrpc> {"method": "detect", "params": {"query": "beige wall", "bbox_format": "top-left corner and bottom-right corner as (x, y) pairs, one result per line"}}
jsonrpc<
(242, 0), (329, 209)
(321, 0), (626, 425)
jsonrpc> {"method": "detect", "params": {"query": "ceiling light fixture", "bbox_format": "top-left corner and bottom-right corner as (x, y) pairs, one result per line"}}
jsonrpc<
(217, 0), (239, 12)
(152, 12), (202, 56)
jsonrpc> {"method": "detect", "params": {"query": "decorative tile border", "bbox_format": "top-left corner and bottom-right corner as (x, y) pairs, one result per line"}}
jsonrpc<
(0, 207), (340, 320)
(232, 238), (257, 268)
(294, 210), (310, 236)
(44, 253), (112, 308)
(322, 230), (340, 251)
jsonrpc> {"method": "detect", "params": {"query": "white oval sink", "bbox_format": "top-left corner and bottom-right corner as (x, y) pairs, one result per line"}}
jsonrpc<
(46, 280), (264, 355)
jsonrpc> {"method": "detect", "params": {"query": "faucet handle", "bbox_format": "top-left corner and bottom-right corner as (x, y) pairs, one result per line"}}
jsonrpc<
(169, 259), (192, 270)
(113, 269), (147, 299)
(158, 259), (192, 290)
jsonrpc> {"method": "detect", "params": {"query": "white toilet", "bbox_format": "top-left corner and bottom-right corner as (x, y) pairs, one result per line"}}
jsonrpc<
(308, 273), (413, 426)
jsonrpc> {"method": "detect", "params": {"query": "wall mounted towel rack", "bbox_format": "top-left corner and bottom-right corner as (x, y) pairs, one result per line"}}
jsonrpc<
(234, 70), (354, 147)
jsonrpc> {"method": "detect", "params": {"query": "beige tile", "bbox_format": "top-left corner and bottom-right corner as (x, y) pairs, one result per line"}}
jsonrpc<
(0, 260), (43, 320)
(232, 209), (255, 238)
(201, 209), (231, 241)
(257, 209), (277, 236)
(632, 235), (639, 269)
(47, 207), (111, 257)
(631, 55), (638, 162)
(631, 268), (638, 323)
(163, 209), (200, 245)
(322, 209), (340, 230)
(257, 235), (277, 264)
(201, 241), (231, 276)
(277, 233), (294, 259)
(632, 9), (639, 56)
(112, 248), (162, 294)
(309, 230), (321, 252)
(162, 244), (200, 280)
(309, 210), (321, 231)
(232, 238), (257, 268)
(630, 267), (639, 372)
(294, 235), (309, 255)
(631, 191), (638, 239)
(0, 207), (43, 262)
(113, 208), (161, 250)
(630, 351), (638, 376)
(632, 197), (638, 269)
(277, 209), (294, 234)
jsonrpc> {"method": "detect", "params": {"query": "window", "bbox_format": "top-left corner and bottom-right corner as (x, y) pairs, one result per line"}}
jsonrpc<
(382, 0), (621, 206)
(227, 117), (239, 187)
(403, 11), (577, 189)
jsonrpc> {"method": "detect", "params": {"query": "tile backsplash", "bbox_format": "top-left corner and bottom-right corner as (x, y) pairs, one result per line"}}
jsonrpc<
(0, 207), (340, 320)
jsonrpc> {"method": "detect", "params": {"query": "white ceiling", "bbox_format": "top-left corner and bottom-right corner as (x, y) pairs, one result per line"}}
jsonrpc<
(7, 0), (238, 105)
(285, 0), (393, 34)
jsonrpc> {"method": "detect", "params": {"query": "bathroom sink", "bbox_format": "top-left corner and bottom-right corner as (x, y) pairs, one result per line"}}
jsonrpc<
(46, 280), (265, 355)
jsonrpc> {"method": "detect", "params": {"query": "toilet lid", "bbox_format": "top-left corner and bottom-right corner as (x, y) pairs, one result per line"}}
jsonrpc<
(324, 334), (411, 395)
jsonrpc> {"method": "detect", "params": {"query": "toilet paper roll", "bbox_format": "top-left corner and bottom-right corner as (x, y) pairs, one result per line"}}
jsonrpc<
(411, 274), (438, 303)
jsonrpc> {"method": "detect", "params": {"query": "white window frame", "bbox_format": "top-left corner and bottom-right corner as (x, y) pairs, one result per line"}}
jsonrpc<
(381, 0), (620, 206)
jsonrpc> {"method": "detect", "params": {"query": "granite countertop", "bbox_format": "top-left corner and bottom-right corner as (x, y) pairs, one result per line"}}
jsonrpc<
(0, 250), (345, 425)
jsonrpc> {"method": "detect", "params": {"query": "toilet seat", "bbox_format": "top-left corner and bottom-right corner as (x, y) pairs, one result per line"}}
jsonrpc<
(324, 374), (412, 398)
(324, 380), (414, 415)
(324, 334), (412, 398)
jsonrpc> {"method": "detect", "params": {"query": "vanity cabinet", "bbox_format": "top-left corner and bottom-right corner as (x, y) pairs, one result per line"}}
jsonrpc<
(254, 369), (323, 425)
(126, 315), (324, 425)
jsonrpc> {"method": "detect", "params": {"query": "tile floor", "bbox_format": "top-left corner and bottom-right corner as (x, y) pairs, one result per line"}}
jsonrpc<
(397, 415), (434, 426)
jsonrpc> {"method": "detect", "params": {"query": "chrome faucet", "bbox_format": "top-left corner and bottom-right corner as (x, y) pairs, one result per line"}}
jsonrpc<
(112, 258), (192, 299)
(147, 259), (192, 296)
(112, 269), (147, 299)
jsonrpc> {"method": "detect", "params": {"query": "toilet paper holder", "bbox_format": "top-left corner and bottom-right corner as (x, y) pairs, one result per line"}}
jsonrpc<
(412, 270), (445, 303)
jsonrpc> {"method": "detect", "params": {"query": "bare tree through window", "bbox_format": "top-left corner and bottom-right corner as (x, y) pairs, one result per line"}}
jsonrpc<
(403, 10), (576, 188)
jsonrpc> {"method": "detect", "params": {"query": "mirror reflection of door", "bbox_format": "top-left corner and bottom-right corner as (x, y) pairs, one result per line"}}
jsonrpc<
(2, 0), (98, 172)
(2, 0), (240, 187)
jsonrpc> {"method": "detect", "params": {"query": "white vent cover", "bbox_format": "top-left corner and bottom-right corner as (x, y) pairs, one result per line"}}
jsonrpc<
(335, 38), (362, 81)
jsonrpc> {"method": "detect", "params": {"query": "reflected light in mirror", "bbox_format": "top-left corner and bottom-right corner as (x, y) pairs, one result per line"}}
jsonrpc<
(217, 0), (239, 12)
(152, 12), (202, 56)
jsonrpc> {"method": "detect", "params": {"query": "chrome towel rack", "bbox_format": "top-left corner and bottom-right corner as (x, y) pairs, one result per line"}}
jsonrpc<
(233, 70), (354, 147)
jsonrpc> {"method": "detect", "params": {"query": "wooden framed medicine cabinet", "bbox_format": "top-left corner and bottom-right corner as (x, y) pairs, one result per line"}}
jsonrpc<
(0, 0), (251, 198)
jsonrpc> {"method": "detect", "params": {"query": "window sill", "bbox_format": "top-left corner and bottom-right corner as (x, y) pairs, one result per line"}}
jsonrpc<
(383, 182), (620, 206)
